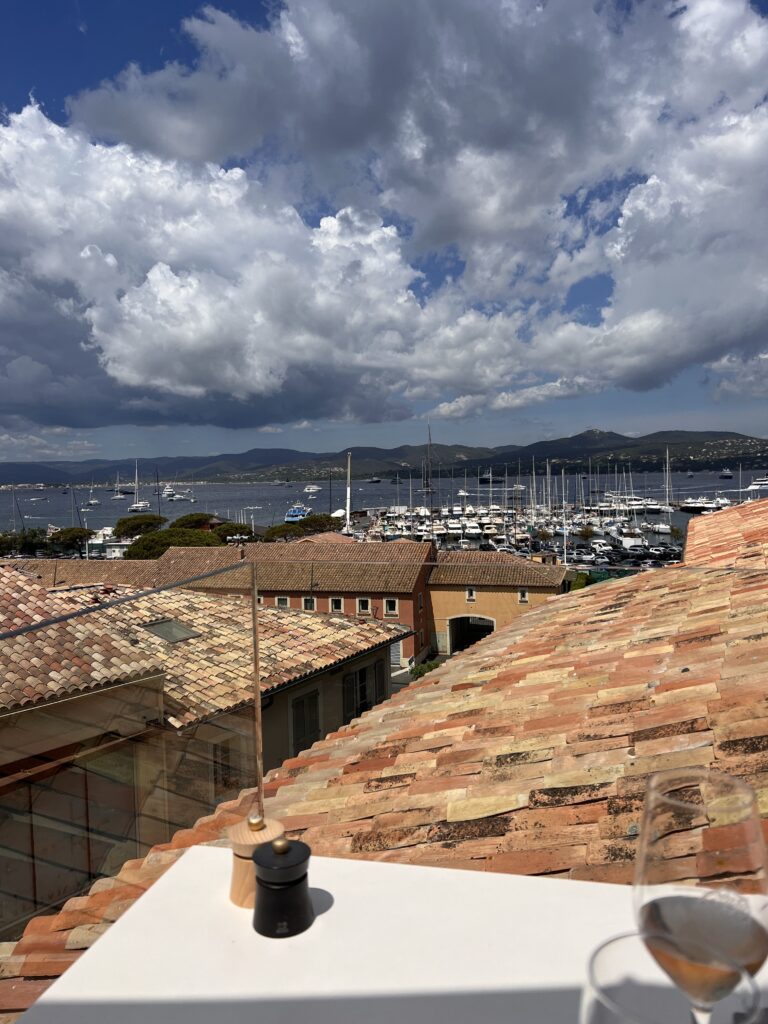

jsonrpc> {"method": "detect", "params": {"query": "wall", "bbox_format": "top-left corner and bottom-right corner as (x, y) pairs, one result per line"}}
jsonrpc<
(0, 650), (394, 940)
(429, 585), (561, 655)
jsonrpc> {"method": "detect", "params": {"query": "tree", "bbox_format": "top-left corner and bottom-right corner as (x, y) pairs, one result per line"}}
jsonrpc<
(577, 524), (595, 543)
(535, 527), (552, 542)
(670, 525), (684, 542)
(171, 513), (222, 531)
(262, 524), (309, 542)
(299, 514), (342, 534)
(114, 514), (167, 539)
(52, 527), (94, 554)
(123, 528), (223, 560)
(212, 523), (255, 543)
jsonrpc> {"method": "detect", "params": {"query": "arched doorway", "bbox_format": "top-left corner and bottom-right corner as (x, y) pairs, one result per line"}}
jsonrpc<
(448, 615), (495, 655)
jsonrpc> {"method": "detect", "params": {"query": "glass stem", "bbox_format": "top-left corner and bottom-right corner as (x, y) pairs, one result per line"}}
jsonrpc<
(690, 1010), (710, 1024)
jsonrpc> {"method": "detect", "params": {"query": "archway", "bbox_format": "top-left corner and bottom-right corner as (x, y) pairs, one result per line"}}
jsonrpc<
(448, 615), (495, 655)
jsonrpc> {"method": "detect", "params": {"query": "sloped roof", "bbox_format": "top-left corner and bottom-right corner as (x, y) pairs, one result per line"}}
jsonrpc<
(3, 558), (768, 1015)
(292, 532), (356, 544)
(3, 549), (244, 591)
(179, 541), (434, 594)
(92, 590), (407, 728)
(685, 497), (768, 569)
(429, 550), (567, 588)
(0, 567), (161, 716)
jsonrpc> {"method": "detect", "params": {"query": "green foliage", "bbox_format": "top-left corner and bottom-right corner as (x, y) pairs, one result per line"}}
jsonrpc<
(212, 523), (255, 542)
(670, 525), (684, 541)
(568, 572), (591, 591)
(263, 514), (341, 542)
(576, 524), (595, 542)
(123, 528), (223, 560)
(171, 512), (221, 531)
(114, 514), (167, 539)
(410, 660), (440, 680)
(52, 527), (94, 552)
(263, 523), (308, 542)
(535, 527), (552, 542)
(0, 528), (49, 556)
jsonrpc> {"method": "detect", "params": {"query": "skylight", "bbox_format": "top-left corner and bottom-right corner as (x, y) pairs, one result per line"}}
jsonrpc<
(141, 618), (199, 643)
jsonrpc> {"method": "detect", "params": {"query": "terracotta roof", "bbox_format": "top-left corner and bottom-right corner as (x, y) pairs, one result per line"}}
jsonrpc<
(3, 550), (244, 591)
(4, 557), (768, 1015)
(685, 498), (768, 569)
(292, 532), (356, 543)
(429, 550), (567, 588)
(1, 558), (170, 590)
(173, 541), (434, 594)
(90, 590), (408, 728)
(0, 567), (161, 716)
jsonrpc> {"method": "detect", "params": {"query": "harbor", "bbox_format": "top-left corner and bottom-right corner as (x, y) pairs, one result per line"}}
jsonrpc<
(4, 462), (766, 570)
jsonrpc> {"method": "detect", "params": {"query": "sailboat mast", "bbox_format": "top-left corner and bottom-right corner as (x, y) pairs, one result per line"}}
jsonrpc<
(345, 451), (352, 533)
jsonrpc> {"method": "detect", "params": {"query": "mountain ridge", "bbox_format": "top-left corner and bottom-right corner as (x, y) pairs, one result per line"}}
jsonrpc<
(0, 429), (765, 484)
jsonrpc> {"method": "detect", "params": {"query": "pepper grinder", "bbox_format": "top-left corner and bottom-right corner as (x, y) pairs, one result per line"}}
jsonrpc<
(252, 838), (315, 938)
(227, 813), (285, 909)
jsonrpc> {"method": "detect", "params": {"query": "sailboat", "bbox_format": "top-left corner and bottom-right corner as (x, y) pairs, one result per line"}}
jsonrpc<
(111, 471), (126, 499)
(127, 462), (152, 513)
(86, 481), (100, 506)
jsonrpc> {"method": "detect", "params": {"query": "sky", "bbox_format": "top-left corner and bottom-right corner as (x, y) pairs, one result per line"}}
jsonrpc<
(1, 0), (768, 461)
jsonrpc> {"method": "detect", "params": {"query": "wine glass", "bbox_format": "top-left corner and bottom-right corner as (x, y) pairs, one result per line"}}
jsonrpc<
(581, 931), (761, 1024)
(634, 768), (768, 1024)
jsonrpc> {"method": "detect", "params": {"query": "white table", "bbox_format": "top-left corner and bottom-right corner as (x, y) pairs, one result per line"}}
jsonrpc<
(22, 846), (637, 1023)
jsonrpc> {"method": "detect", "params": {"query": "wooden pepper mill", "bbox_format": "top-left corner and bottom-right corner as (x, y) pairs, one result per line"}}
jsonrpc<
(227, 812), (285, 909)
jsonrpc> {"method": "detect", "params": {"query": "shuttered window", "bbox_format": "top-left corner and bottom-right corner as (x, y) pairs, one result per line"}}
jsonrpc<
(342, 662), (388, 724)
(292, 691), (320, 756)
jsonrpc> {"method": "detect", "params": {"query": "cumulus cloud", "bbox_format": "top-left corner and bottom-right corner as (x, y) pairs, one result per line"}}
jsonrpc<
(1, 0), (767, 431)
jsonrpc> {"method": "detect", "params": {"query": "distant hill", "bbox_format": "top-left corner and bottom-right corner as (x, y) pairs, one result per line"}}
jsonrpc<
(0, 429), (765, 484)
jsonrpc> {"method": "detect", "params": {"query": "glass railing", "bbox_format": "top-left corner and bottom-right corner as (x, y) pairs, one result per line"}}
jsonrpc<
(0, 549), (759, 944)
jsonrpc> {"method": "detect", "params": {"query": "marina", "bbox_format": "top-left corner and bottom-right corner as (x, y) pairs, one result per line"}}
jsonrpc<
(3, 463), (765, 568)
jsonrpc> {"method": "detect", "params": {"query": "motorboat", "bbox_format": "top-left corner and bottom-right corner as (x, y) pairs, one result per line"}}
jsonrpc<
(285, 503), (312, 523)
(718, 468), (733, 479)
(746, 476), (768, 492)
(304, 484), (322, 494)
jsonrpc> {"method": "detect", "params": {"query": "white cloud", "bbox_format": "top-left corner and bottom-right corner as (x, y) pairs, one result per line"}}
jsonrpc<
(0, 0), (767, 430)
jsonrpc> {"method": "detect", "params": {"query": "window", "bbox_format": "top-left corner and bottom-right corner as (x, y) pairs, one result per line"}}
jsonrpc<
(256, 595), (263, 605)
(275, 596), (290, 609)
(330, 596), (343, 613)
(213, 739), (237, 791)
(466, 587), (476, 603)
(518, 589), (529, 604)
(384, 597), (398, 617)
(141, 618), (199, 643)
(418, 630), (424, 648)
(418, 592), (423, 611)
(303, 596), (316, 611)
(292, 690), (320, 756)
(357, 597), (371, 615)
(343, 661), (387, 723)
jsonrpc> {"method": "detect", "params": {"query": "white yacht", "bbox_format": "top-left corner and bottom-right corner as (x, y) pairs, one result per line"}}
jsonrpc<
(746, 476), (768, 492)
(304, 484), (322, 494)
(128, 461), (152, 513)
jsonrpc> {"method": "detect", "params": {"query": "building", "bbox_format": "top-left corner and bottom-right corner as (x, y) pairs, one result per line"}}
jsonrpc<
(7, 543), (567, 665)
(3, 505), (768, 1016)
(0, 567), (406, 942)
(426, 550), (569, 654)
(167, 541), (435, 667)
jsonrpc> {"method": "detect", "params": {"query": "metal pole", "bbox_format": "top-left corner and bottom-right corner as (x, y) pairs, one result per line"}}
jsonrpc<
(250, 561), (264, 818)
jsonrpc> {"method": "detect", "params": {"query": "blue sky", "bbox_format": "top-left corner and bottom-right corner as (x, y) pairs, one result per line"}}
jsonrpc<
(1, 0), (767, 459)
